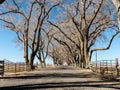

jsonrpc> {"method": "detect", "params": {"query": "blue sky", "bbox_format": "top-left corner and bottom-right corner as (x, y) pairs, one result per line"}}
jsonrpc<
(0, 29), (24, 62)
(91, 35), (120, 62)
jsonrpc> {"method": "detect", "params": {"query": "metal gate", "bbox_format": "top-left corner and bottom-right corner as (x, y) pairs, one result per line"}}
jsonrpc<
(99, 59), (119, 76)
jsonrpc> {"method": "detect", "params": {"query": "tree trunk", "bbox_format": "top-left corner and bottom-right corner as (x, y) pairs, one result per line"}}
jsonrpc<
(43, 61), (46, 67)
(83, 37), (90, 68)
(85, 55), (90, 68)
(29, 60), (34, 71)
(24, 28), (29, 70)
(40, 60), (44, 68)
(26, 54), (35, 71)
(78, 54), (82, 68)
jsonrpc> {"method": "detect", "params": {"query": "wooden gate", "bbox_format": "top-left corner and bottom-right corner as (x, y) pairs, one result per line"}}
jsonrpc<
(0, 61), (4, 76)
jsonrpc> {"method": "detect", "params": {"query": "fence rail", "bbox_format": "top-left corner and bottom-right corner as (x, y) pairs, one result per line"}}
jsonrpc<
(2, 59), (27, 73)
(91, 59), (120, 77)
(3, 59), (39, 73)
(4, 62), (27, 73)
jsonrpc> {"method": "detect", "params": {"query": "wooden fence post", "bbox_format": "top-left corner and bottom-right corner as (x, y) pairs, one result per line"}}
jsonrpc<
(2, 61), (4, 76)
(15, 63), (16, 73)
(0, 61), (4, 76)
(36, 62), (38, 70)
(115, 58), (119, 76)
(8, 63), (9, 72)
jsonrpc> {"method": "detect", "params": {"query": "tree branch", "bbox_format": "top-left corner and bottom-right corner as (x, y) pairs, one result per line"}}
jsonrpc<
(90, 31), (120, 53)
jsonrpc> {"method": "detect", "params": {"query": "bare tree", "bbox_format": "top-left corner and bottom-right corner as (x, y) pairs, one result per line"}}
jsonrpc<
(53, 36), (78, 66)
(112, 0), (120, 27)
(49, 42), (68, 66)
(0, 0), (5, 4)
(0, 0), (60, 70)
(48, 0), (119, 68)
(36, 29), (53, 68)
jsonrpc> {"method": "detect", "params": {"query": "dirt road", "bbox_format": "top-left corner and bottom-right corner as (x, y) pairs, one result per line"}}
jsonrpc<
(0, 66), (120, 90)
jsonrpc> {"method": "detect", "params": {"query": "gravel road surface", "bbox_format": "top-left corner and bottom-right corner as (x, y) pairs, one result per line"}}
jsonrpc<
(0, 66), (120, 90)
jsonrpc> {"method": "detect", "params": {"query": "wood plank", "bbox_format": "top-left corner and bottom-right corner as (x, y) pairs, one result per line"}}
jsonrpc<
(0, 66), (4, 68)
(0, 61), (4, 76)
(0, 61), (4, 63)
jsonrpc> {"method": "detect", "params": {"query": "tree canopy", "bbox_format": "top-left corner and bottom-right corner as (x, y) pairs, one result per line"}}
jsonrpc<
(0, 0), (119, 69)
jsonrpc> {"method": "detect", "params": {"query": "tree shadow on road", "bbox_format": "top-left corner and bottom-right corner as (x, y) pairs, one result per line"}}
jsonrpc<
(0, 71), (98, 79)
(0, 81), (120, 90)
(0, 71), (120, 90)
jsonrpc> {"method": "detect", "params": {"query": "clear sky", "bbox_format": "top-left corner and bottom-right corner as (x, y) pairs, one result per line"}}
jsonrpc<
(91, 35), (120, 62)
(0, 29), (24, 62)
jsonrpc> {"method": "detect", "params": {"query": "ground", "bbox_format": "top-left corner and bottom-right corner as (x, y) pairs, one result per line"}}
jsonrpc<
(0, 66), (120, 90)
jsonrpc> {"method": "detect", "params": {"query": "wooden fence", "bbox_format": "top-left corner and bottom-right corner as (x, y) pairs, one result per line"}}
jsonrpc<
(100, 60), (117, 75)
(5, 63), (26, 73)
(3, 59), (39, 73)
(91, 59), (120, 77)
(3, 59), (27, 73)
(0, 61), (4, 76)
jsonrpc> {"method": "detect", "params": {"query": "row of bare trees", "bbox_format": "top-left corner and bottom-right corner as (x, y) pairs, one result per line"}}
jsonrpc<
(0, 0), (119, 70)
(48, 0), (120, 68)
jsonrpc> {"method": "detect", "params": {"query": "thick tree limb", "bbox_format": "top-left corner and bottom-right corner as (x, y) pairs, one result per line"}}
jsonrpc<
(48, 21), (76, 44)
(53, 37), (73, 55)
(89, 31), (120, 61)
